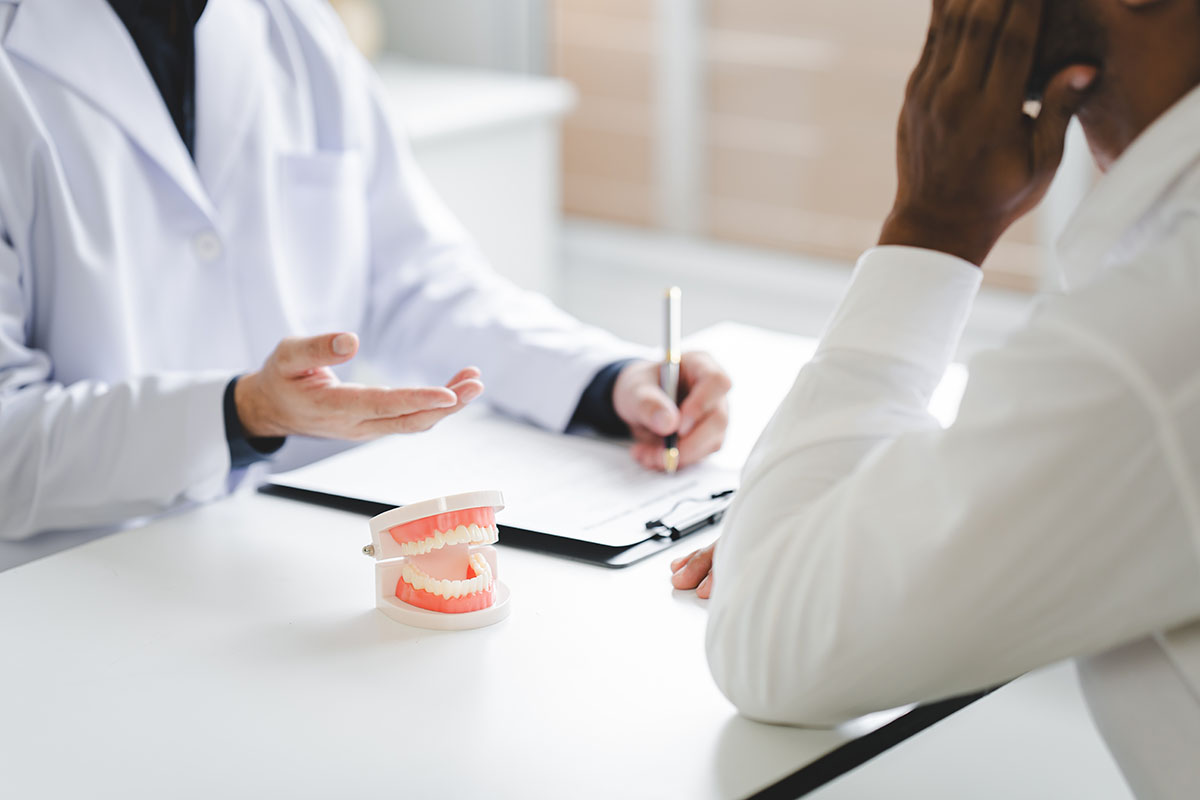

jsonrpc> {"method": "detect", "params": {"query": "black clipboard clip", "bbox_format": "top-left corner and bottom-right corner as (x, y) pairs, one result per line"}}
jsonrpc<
(644, 489), (736, 541)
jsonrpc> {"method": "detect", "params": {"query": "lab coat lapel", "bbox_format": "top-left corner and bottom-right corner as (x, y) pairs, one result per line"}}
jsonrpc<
(3, 0), (215, 220)
(194, 0), (269, 200)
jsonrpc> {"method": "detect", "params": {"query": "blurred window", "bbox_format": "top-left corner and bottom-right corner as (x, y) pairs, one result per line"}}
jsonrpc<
(552, 0), (1043, 290)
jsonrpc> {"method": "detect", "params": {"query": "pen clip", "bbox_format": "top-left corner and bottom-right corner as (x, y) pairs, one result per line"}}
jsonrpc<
(644, 490), (735, 541)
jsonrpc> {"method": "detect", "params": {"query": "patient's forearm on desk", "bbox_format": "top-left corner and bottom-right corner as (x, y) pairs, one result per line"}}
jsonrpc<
(706, 326), (1200, 726)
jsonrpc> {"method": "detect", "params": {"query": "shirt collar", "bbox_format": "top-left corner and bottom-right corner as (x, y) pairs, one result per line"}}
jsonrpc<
(1057, 83), (1200, 287)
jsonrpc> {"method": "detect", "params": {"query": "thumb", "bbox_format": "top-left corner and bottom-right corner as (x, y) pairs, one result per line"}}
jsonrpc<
(1033, 65), (1096, 177)
(273, 332), (359, 375)
(630, 383), (679, 436)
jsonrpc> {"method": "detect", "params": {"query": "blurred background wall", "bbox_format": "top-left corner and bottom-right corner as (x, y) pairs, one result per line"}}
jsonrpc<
(333, 0), (1094, 357)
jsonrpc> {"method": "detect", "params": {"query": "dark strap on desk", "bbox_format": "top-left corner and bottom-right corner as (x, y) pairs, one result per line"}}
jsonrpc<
(745, 688), (996, 799)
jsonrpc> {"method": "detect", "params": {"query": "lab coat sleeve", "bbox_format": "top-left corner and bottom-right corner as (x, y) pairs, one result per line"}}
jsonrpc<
(351, 61), (644, 432)
(0, 226), (232, 540)
(706, 246), (1200, 726)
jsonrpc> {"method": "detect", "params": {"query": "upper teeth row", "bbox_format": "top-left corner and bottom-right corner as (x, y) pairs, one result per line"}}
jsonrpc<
(397, 524), (498, 556)
(401, 552), (494, 599)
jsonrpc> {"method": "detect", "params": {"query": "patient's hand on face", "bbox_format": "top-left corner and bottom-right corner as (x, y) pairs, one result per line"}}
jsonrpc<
(671, 540), (716, 599)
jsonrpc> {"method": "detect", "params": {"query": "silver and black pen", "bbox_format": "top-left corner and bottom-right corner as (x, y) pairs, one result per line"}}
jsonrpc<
(661, 286), (681, 474)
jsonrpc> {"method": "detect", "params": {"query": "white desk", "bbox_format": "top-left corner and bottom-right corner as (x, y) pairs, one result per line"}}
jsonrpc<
(0, 491), (852, 799)
(810, 662), (1134, 800)
(0, 323), (1106, 799)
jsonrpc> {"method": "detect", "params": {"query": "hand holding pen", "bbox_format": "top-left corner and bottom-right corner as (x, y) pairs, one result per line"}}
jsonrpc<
(610, 289), (733, 472)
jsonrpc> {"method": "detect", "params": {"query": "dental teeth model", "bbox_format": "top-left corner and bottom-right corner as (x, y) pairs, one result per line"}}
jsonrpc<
(365, 491), (510, 630)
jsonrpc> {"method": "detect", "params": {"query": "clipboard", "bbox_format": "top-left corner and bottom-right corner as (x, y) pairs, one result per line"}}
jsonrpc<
(259, 481), (732, 568)
(263, 404), (738, 568)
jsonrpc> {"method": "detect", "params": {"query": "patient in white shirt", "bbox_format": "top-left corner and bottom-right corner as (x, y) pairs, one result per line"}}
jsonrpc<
(672, 1), (1200, 796)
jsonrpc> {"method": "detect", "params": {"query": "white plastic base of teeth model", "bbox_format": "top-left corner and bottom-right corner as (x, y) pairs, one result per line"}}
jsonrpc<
(376, 582), (511, 631)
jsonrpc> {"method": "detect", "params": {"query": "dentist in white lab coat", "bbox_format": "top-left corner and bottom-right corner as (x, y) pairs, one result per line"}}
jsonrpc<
(0, 0), (731, 560)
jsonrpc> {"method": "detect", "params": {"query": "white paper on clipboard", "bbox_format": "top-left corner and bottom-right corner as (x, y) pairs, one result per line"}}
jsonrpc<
(268, 403), (739, 548)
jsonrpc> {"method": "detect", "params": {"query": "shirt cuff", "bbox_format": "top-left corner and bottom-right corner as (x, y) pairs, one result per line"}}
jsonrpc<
(818, 246), (982, 372)
(568, 358), (639, 437)
(223, 376), (285, 469)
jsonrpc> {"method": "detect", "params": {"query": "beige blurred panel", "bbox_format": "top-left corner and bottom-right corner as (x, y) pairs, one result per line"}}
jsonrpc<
(709, 0), (931, 44)
(553, 23), (652, 59)
(703, 0), (1042, 290)
(709, 58), (908, 127)
(708, 198), (1040, 292)
(707, 198), (882, 261)
(562, 121), (653, 184)
(552, 0), (652, 21)
(562, 122), (654, 226)
(563, 174), (655, 225)
(552, 0), (656, 227)
(555, 42), (654, 104)
(707, 136), (896, 220)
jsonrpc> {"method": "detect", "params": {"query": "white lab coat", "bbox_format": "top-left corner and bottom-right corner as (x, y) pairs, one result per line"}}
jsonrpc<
(0, 0), (633, 547)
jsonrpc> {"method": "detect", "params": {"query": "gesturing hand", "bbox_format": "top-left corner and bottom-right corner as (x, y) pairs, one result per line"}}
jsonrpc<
(880, 0), (1097, 266)
(613, 352), (732, 472)
(235, 332), (484, 441)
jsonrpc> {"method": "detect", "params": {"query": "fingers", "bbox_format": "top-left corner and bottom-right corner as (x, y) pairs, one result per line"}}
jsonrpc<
(911, 0), (953, 90)
(445, 366), (482, 387)
(986, 0), (1041, 102)
(1032, 65), (1097, 178)
(447, 377), (485, 405)
(630, 382), (680, 438)
(629, 396), (728, 471)
(354, 407), (456, 438)
(671, 542), (715, 595)
(676, 405), (728, 468)
(906, 17), (941, 99)
(615, 355), (729, 470)
(352, 378), (484, 438)
(947, 0), (1007, 90)
(678, 353), (731, 439)
(332, 384), (458, 418)
(923, 0), (972, 90)
(631, 353), (729, 470)
(273, 332), (359, 375)
(631, 439), (667, 472)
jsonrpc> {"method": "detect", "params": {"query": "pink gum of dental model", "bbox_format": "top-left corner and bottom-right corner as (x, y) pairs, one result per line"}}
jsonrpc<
(367, 490), (509, 626)
(387, 507), (497, 547)
(395, 562), (495, 614)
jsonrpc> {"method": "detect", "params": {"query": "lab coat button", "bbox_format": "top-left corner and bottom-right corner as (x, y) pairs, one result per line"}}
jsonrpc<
(192, 231), (224, 262)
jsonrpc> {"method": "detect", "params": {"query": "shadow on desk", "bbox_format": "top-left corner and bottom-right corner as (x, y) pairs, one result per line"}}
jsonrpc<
(716, 690), (995, 799)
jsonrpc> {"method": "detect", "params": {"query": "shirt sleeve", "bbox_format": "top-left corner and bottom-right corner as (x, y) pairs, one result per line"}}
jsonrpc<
(222, 376), (285, 469)
(706, 246), (1200, 726)
(568, 358), (637, 437)
(0, 223), (233, 541)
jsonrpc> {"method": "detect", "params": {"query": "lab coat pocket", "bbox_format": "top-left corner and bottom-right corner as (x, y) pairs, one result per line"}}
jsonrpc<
(275, 150), (370, 335)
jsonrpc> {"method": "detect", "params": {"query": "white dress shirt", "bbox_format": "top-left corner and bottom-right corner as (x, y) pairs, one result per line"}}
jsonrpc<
(0, 0), (631, 550)
(707, 85), (1200, 797)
